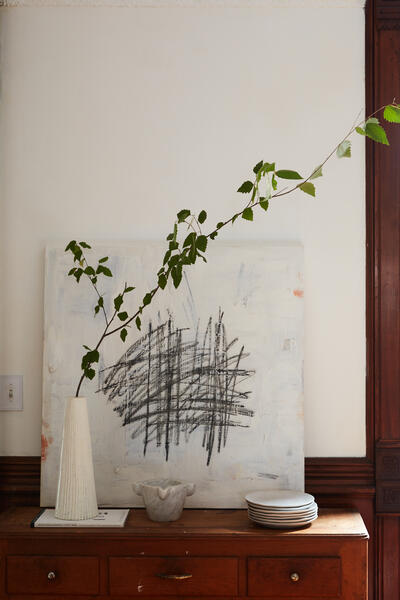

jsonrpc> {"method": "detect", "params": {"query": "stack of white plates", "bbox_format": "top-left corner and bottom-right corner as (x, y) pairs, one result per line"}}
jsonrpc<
(245, 490), (318, 529)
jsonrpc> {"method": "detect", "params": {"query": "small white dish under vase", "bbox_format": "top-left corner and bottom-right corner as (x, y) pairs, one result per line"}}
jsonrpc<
(55, 396), (98, 520)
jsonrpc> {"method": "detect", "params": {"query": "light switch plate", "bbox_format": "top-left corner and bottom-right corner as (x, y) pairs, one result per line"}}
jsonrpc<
(0, 375), (23, 411)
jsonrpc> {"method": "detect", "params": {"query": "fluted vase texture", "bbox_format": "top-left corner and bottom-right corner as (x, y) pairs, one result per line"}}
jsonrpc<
(55, 397), (98, 520)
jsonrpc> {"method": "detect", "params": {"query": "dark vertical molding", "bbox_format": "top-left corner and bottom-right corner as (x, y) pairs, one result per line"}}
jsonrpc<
(366, 0), (376, 467)
(368, 0), (400, 597)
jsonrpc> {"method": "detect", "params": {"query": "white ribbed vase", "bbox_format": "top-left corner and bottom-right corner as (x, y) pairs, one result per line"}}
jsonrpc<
(55, 397), (98, 520)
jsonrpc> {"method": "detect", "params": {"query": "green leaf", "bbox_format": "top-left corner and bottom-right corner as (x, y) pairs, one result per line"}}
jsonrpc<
(237, 181), (254, 193)
(242, 207), (254, 221)
(135, 316), (141, 331)
(177, 209), (191, 222)
(85, 368), (96, 380)
(118, 311), (128, 321)
(232, 214), (239, 224)
(253, 160), (263, 174)
(263, 162), (275, 173)
(84, 266), (95, 276)
(189, 244), (197, 264)
(216, 222), (224, 229)
(336, 140), (351, 158)
(196, 235), (207, 253)
(92, 276), (97, 284)
(158, 273), (167, 289)
(210, 231), (218, 240)
(68, 268), (76, 276)
(166, 233), (174, 241)
(163, 250), (171, 266)
(79, 241), (91, 249)
(168, 254), (180, 268)
(198, 210), (207, 224)
(96, 265), (113, 277)
(143, 293), (152, 306)
(169, 241), (179, 251)
(94, 305), (100, 315)
(365, 122), (389, 145)
(81, 349), (99, 369)
(384, 105), (400, 123)
(259, 198), (269, 211)
(271, 174), (277, 190)
(83, 345), (91, 350)
(74, 268), (83, 283)
(120, 328), (128, 342)
(171, 265), (183, 288)
(125, 286), (135, 293)
(276, 170), (303, 180)
(114, 295), (123, 311)
(73, 247), (82, 262)
(310, 165), (323, 180)
(98, 297), (104, 307)
(357, 119), (379, 136)
(183, 232), (196, 248)
(65, 240), (77, 252)
(299, 182), (316, 197)
(98, 256), (108, 263)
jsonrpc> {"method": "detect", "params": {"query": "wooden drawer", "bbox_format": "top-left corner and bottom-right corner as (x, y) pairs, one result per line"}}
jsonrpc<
(109, 556), (238, 596)
(248, 556), (341, 597)
(6, 555), (99, 595)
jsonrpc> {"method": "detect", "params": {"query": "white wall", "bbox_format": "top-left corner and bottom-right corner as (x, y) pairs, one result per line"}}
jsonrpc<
(0, 1), (365, 457)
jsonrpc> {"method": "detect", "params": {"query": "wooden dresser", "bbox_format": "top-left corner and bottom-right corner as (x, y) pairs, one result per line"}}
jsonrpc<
(0, 507), (368, 599)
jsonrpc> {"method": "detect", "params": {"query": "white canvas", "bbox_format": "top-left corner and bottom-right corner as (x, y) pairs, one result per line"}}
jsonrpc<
(41, 241), (304, 508)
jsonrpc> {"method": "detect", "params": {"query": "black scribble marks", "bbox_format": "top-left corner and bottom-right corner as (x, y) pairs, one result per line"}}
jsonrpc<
(100, 309), (255, 465)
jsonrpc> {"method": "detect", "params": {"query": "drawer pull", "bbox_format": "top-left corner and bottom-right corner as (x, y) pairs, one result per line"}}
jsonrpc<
(47, 571), (56, 581)
(290, 572), (300, 583)
(157, 573), (193, 580)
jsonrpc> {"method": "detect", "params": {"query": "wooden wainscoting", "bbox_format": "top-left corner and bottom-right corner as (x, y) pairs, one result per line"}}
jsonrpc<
(0, 457), (40, 512)
(0, 455), (376, 597)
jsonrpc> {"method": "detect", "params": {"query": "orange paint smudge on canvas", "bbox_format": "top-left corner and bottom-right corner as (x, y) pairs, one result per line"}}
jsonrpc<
(293, 289), (304, 298)
(41, 434), (53, 461)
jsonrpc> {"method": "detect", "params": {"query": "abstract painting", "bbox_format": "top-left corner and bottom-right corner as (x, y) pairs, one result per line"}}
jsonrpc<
(41, 242), (304, 508)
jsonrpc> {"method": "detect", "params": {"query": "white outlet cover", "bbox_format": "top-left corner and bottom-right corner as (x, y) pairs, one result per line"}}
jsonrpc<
(0, 375), (23, 411)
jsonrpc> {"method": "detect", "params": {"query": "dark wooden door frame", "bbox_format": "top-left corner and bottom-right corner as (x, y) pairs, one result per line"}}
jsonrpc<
(1, 2), (399, 598)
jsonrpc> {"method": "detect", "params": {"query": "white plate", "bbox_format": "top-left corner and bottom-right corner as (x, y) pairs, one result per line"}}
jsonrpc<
(246, 500), (316, 512)
(246, 502), (318, 517)
(249, 512), (318, 522)
(245, 490), (314, 509)
(248, 509), (318, 521)
(249, 516), (317, 529)
(248, 511), (317, 523)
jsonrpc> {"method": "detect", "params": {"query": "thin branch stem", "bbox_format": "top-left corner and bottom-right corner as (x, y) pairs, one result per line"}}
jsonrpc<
(74, 102), (392, 395)
(81, 253), (109, 326)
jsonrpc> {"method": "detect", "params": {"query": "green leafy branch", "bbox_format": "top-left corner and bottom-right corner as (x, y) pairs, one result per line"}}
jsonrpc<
(65, 102), (400, 397)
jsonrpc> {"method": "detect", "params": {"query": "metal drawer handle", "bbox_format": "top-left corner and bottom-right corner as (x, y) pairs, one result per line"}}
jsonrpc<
(290, 572), (300, 583)
(157, 573), (193, 580)
(47, 571), (56, 581)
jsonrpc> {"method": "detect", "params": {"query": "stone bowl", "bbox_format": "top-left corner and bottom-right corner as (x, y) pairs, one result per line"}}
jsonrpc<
(133, 479), (195, 522)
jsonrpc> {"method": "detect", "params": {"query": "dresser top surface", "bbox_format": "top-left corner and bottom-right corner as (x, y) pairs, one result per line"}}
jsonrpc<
(0, 507), (369, 539)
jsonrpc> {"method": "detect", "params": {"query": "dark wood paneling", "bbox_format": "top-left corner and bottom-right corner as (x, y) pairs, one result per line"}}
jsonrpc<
(0, 457), (40, 512)
(368, 0), (400, 597)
